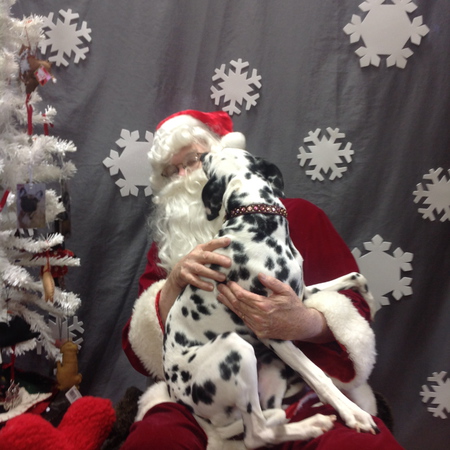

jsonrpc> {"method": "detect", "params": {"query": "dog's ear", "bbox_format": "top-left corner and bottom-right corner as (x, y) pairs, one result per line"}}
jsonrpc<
(201, 174), (226, 221)
(254, 157), (285, 198)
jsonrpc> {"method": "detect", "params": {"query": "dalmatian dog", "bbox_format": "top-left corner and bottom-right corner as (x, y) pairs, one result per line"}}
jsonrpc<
(163, 147), (378, 448)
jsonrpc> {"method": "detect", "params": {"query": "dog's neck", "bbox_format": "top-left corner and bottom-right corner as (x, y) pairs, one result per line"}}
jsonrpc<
(225, 203), (287, 221)
(222, 173), (285, 221)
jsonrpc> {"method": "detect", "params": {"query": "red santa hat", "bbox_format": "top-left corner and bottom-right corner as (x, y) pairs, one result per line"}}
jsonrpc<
(155, 110), (246, 150)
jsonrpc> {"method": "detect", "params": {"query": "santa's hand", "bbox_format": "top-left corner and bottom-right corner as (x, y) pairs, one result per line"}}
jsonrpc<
(159, 238), (231, 325)
(217, 273), (331, 342)
(173, 237), (231, 290)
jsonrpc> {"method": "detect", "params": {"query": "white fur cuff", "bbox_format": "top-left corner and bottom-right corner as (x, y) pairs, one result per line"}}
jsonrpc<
(128, 280), (166, 380)
(304, 290), (376, 390)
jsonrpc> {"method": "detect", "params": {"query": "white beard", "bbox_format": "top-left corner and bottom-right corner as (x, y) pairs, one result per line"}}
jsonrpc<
(150, 168), (224, 273)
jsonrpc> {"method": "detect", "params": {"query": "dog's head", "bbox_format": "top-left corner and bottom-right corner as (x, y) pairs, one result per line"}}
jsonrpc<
(19, 187), (43, 214)
(200, 148), (284, 221)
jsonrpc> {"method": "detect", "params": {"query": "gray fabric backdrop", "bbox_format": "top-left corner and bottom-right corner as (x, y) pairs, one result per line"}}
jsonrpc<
(10, 1), (450, 448)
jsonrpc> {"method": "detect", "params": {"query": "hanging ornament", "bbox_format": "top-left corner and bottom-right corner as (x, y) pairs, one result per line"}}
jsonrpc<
(56, 341), (82, 391)
(41, 254), (55, 302)
(16, 183), (46, 229)
(18, 45), (56, 94)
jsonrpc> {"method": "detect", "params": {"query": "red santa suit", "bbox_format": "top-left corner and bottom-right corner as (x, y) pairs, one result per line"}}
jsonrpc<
(122, 198), (403, 449)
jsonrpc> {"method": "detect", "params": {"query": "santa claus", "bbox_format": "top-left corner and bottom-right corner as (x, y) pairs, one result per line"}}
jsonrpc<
(121, 110), (402, 450)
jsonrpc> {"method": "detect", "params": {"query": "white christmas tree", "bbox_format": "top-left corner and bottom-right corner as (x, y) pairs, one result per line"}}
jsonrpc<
(0, 0), (80, 374)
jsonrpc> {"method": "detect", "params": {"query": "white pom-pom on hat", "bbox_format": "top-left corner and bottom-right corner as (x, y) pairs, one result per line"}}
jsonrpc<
(220, 131), (246, 149)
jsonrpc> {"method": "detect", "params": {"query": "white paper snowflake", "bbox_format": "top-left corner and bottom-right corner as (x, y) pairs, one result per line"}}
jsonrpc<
(103, 129), (153, 197)
(210, 59), (262, 116)
(343, 0), (429, 68)
(413, 168), (450, 222)
(352, 235), (413, 312)
(421, 371), (450, 419)
(35, 314), (84, 355)
(297, 128), (354, 181)
(39, 9), (92, 67)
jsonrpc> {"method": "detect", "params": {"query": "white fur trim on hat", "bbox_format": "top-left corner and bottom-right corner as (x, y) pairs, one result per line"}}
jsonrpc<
(157, 114), (207, 135)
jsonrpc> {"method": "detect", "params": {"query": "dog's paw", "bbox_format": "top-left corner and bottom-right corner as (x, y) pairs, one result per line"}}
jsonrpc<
(263, 408), (288, 427)
(340, 406), (379, 435)
(296, 413), (336, 438)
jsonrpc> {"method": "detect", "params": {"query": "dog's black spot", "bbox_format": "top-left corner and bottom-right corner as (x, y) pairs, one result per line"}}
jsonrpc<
(225, 307), (244, 325)
(225, 405), (234, 416)
(228, 269), (238, 282)
(181, 370), (192, 383)
(238, 266), (250, 280)
(289, 278), (301, 294)
(276, 257), (287, 268)
(231, 241), (245, 253)
(281, 365), (295, 380)
(234, 254), (249, 265)
(182, 307), (189, 317)
(219, 363), (232, 380)
(204, 330), (217, 340)
(191, 294), (204, 305)
(275, 266), (290, 282)
(191, 310), (200, 321)
(265, 257), (275, 270)
(171, 372), (178, 382)
(192, 380), (216, 405)
(188, 353), (197, 363)
(225, 351), (241, 374)
(267, 395), (275, 409)
(197, 304), (211, 316)
(184, 386), (191, 396)
(175, 332), (189, 346)
(259, 186), (272, 203)
(250, 276), (267, 296)
(221, 331), (231, 339)
(247, 402), (252, 414)
(259, 351), (276, 365)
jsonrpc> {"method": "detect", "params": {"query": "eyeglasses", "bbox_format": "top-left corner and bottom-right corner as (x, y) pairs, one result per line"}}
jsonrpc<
(161, 152), (203, 178)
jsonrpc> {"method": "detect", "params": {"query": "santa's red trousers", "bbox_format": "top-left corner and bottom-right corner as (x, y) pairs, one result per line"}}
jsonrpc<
(122, 394), (404, 449)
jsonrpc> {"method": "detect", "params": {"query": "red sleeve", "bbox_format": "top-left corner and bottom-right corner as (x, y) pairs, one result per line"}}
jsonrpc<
(122, 242), (166, 375)
(137, 242), (167, 296)
(282, 198), (370, 382)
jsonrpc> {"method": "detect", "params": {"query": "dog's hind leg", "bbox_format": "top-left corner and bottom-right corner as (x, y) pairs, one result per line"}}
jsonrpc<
(305, 272), (376, 319)
(265, 339), (379, 435)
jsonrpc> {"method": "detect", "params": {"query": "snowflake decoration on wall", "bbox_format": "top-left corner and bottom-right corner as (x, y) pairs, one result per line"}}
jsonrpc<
(343, 0), (429, 68)
(420, 371), (450, 419)
(352, 234), (413, 312)
(103, 129), (153, 197)
(39, 9), (92, 67)
(297, 128), (354, 181)
(35, 315), (84, 355)
(413, 168), (450, 222)
(210, 59), (262, 115)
